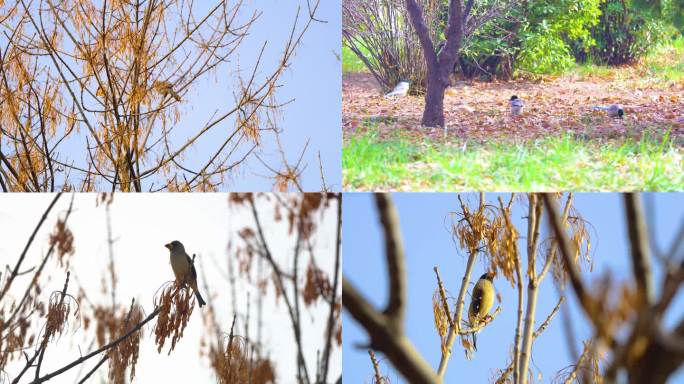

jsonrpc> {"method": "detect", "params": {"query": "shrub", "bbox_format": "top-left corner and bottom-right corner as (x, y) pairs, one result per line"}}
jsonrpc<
(342, 0), (442, 94)
(456, 0), (602, 77)
(517, 0), (601, 73)
(583, 0), (667, 65)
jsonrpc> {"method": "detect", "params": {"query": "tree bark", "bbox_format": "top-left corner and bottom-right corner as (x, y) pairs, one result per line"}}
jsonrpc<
(422, 73), (449, 127)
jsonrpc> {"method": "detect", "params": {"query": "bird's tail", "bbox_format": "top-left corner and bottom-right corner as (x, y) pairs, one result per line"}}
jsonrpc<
(195, 290), (206, 307)
(473, 332), (478, 352)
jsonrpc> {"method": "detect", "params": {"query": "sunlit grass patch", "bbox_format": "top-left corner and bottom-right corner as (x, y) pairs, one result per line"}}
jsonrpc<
(568, 38), (684, 85)
(343, 126), (683, 191)
(642, 37), (684, 82)
(342, 45), (368, 73)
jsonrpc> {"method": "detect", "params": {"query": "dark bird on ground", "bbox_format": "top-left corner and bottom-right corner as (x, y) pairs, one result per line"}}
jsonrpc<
(510, 95), (524, 116)
(592, 104), (624, 118)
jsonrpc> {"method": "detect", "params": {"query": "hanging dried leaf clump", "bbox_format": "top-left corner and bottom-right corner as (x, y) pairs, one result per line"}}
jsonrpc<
(487, 208), (519, 286)
(44, 292), (72, 342)
(154, 282), (195, 354)
(49, 218), (75, 267)
(210, 334), (276, 384)
(432, 290), (450, 355)
(108, 306), (144, 384)
(303, 257), (332, 306)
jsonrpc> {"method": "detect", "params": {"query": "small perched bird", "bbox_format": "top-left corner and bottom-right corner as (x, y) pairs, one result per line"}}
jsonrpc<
(165, 240), (206, 307)
(96, 85), (106, 98)
(385, 80), (410, 98)
(592, 104), (624, 118)
(153, 81), (181, 102)
(468, 272), (495, 351)
(510, 95), (524, 116)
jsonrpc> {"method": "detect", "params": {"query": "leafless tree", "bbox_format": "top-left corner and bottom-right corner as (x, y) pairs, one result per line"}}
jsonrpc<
(222, 193), (343, 384)
(0, 0), (323, 191)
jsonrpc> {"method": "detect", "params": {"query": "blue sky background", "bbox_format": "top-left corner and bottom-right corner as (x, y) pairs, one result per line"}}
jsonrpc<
(342, 193), (684, 383)
(231, 0), (341, 191)
(2, 0), (340, 191)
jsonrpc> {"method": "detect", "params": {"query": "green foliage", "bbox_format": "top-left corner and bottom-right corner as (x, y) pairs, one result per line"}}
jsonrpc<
(642, 37), (684, 81)
(670, 0), (684, 30)
(457, 10), (519, 79)
(343, 0), (681, 77)
(455, 0), (602, 76)
(517, 0), (602, 73)
(518, 31), (576, 74)
(631, 0), (684, 31)
(568, 37), (684, 85)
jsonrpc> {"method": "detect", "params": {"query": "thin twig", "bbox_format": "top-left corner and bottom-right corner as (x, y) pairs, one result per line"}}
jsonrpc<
(368, 350), (383, 383)
(433, 267), (455, 329)
(0, 193), (62, 302)
(436, 194), (482, 378)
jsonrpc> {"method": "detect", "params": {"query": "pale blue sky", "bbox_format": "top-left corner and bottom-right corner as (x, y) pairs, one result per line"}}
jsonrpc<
(343, 193), (684, 383)
(232, 0), (341, 191)
(119, 0), (342, 191)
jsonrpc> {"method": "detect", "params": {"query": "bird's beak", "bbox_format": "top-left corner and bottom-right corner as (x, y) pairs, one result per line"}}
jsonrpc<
(164, 243), (171, 250)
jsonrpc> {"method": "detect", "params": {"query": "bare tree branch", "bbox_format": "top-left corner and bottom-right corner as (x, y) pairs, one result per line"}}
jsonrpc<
(624, 193), (654, 306)
(375, 193), (407, 323)
(28, 307), (161, 384)
(343, 279), (440, 384)
(343, 193), (440, 384)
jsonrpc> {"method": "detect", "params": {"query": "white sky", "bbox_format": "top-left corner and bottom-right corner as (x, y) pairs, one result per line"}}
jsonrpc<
(0, 193), (341, 383)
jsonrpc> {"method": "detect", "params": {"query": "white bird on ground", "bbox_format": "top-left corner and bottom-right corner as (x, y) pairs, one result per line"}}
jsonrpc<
(385, 80), (410, 98)
(592, 104), (624, 118)
(510, 95), (524, 116)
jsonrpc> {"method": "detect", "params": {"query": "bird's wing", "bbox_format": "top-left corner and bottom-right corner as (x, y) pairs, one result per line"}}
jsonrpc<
(472, 296), (481, 313)
(185, 254), (198, 280)
(469, 291), (482, 322)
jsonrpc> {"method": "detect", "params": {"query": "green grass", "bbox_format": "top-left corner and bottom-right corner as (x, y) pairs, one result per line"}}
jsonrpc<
(342, 45), (368, 73)
(343, 127), (684, 191)
(571, 62), (615, 78)
(642, 37), (684, 82)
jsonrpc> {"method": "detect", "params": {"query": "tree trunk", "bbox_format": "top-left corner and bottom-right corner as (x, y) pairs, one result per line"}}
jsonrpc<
(421, 67), (449, 127)
(406, 0), (464, 128)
